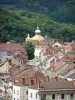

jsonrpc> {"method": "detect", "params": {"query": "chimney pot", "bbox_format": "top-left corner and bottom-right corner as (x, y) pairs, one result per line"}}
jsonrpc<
(55, 77), (58, 81)
(38, 80), (40, 88)
(35, 78), (38, 84)
(13, 78), (15, 83)
(30, 78), (34, 86)
(21, 78), (25, 85)
(47, 76), (49, 81)
(74, 81), (75, 87)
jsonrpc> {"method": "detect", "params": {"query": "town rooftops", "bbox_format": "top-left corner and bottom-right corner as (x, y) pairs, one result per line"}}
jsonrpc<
(0, 43), (25, 52)
(61, 56), (73, 62)
(30, 77), (75, 93)
(12, 68), (46, 86)
(13, 68), (45, 80)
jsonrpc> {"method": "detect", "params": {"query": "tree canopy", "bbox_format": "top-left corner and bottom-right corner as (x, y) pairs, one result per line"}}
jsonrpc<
(0, 0), (75, 24)
(0, 8), (75, 43)
(23, 41), (35, 60)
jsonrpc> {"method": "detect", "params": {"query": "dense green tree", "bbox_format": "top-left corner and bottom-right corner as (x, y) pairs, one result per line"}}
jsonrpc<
(9, 40), (16, 43)
(1, 0), (75, 23)
(0, 28), (8, 43)
(23, 41), (35, 60)
(0, 8), (75, 43)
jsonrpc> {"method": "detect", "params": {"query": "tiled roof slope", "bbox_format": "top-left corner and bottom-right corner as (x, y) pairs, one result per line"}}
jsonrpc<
(0, 43), (24, 52)
(31, 78), (75, 93)
(14, 68), (45, 80)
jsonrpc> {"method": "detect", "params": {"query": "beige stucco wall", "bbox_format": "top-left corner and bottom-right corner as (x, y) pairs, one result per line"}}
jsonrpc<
(0, 62), (11, 73)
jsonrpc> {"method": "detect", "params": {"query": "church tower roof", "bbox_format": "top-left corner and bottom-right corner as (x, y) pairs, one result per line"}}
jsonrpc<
(31, 27), (44, 41)
(26, 34), (31, 41)
(35, 27), (41, 34)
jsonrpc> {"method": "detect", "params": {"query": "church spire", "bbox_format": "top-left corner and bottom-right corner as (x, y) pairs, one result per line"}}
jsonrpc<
(35, 26), (41, 34)
(35, 21), (41, 34)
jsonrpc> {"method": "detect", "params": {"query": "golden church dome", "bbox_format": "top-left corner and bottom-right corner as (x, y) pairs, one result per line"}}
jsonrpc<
(31, 27), (44, 41)
(31, 34), (44, 41)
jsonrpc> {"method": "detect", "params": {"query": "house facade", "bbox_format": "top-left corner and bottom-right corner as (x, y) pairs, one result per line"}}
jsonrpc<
(28, 78), (75, 100)
(28, 88), (75, 100)
(12, 85), (29, 100)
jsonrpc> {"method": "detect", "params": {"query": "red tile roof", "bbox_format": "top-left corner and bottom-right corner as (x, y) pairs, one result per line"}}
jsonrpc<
(31, 78), (75, 92)
(0, 43), (25, 52)
(51, 61), (63, 71)
(13, 68), (45, 80)
(61, 56), (73, 62)
(11, 68), (46, 86)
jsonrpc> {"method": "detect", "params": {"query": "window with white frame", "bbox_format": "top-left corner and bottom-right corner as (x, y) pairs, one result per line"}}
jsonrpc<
(14, 89), (15, 94)
(36, 93), (37, 99)
(14, 98), (15, 100)
(17, 90), (19, 95)
(26, 91), (28, 95)
(70, 94), (74, 99)
(31, 93), (32, 98)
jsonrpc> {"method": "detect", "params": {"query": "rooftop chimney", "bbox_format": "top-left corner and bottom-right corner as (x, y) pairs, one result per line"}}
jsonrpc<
(47, 76), (49, 82)
(74, 80), (75, 87)
(55, 77), (58, 81)
(38, 81), (40, 88)
(35, 78), (38, 84)
(13, 78), (15, 83)
(21, 78), (25, 86)
(30, 78), (34, 86)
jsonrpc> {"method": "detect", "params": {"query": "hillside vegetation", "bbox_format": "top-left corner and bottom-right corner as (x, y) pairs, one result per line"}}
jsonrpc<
(0, 8), (75, 43)
(0, 0), (75, 23)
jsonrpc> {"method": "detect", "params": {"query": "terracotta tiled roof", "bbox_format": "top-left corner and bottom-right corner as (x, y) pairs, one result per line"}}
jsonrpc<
(51, 61), (63, 71)
(0, 43), (24, 52)
(42, 78), (75, 90)
(61, 56), (73, 62)
(12, 68), (46, 86)
(31, 78), (75, 92)
(13, 50), (28, 66)
(13, 68), (45, 80)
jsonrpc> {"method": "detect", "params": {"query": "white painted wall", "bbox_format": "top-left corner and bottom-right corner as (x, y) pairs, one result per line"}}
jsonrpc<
(34, 48), (42, 57)
(12, 85), (29, 100)
(28, 89), (41, 100)
(28, 88), (75, 100)
(12, 85), (20, 100)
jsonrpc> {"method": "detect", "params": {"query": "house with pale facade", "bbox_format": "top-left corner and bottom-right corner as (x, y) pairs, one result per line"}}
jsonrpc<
(28, 78), (75, 100)
(12, 68), (46, 100)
